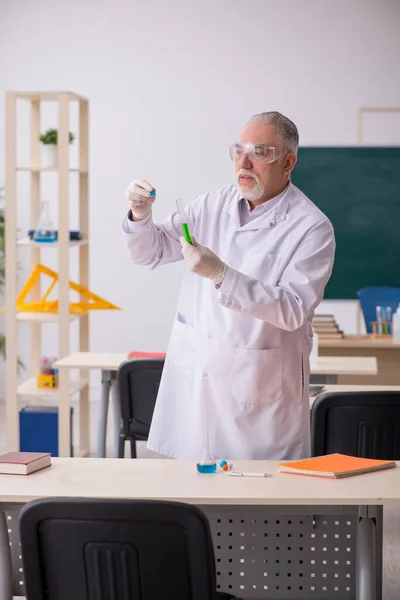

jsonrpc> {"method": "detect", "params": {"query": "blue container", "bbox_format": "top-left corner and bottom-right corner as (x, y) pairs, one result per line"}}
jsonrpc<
(19, 406), (73, 457)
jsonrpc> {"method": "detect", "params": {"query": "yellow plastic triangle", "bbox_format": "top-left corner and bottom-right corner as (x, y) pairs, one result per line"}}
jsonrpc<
(14, 264), (120, 314)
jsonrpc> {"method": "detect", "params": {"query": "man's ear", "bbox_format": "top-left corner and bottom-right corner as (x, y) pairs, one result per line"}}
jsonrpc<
(285, 152), (298, 175)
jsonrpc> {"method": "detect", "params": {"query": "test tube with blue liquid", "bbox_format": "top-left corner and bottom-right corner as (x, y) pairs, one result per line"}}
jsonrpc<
(197, 412), (217, 473)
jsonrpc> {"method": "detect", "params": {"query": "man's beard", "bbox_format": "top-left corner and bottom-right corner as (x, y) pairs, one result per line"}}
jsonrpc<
(236, 169), (265, 201)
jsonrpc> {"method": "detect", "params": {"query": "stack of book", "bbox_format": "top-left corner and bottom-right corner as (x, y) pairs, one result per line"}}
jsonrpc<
(312, 314), (344, 339)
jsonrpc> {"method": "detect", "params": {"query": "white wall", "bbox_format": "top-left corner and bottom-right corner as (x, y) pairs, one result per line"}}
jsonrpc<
(0, 0), (400, 390)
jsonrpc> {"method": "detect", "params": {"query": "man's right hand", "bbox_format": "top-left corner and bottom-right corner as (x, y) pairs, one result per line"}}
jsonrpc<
(126, 179), (156, 221)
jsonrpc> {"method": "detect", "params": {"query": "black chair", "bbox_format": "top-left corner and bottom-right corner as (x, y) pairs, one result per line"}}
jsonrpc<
(311, 391), (400, 459)
(118, 358), (164, 458)
(19, 497), (240, 600)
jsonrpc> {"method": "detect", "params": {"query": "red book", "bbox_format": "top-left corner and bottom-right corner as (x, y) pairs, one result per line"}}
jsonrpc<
(0, 452), (51, 475)
(128, 351), (166, 359)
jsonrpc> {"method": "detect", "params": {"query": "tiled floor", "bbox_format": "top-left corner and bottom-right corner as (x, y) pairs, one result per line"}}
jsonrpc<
(0, 390), (164, 459)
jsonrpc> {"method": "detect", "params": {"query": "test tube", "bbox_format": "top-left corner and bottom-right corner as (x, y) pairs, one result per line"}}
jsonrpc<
(376, 305), (383, 335)
(387, 306), (393, 335)
(176, 197), (192, 244)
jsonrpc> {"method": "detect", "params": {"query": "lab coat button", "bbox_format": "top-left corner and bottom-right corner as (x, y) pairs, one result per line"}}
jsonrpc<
(208, 334), (213, 339)
(203, 372), (207, 378)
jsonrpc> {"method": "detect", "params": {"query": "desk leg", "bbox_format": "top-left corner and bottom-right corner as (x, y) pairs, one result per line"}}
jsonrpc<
(356, 507), (381, 600)
(97, 373), (112, 458)
(59, 369), (71, 457)
(0, 509), (12, 600)
(111, 378), (121, 458)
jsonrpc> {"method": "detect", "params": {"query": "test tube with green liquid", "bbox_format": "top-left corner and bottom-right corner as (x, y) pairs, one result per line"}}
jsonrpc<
(176, 197), (192, 244)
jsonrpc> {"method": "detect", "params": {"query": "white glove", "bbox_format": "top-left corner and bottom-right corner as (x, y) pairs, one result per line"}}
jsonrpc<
(126, 179), (156, 220)
(180, 236), (227, 285)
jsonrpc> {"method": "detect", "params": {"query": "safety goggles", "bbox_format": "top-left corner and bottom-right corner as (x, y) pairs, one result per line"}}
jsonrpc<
(229, 143), (286, 163)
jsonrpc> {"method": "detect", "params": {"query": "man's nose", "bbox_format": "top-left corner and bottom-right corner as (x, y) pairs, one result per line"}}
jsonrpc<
(238, 153), (253, 169)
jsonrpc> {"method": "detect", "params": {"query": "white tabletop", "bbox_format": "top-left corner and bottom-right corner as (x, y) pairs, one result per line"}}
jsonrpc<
(54, 352), (128, 370)
(55, 352), (377, 376)
(1, 458), (399, 506)
(310, 355), (377, 375)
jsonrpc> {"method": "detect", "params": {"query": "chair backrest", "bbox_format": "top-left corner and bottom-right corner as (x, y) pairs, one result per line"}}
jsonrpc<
(357, 286), (400, 333)
(19, 497), (218, 600)
(118, 358), (164, 441)
(311, 391), (400, 459)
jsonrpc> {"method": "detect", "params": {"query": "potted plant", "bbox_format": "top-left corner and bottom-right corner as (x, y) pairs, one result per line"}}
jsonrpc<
(39, 128), (75, 168)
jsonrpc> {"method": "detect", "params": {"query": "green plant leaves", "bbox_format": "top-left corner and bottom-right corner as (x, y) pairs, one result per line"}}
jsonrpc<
(39, 128), (75, 144)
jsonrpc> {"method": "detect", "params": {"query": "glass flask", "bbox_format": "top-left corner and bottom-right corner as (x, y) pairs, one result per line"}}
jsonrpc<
(196, 412), (217, 473)
(33, 201), (57, 243)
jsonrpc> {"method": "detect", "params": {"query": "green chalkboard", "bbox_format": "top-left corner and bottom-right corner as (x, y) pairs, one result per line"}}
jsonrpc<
(291, 147), (400, 299)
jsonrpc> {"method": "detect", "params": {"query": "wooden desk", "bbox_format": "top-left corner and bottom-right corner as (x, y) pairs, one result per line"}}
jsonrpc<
(319, 336), (400, 385)
(0, 458), (399, 600)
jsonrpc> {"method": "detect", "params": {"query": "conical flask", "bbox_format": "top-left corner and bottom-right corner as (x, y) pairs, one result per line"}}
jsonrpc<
(196, 412), (217, 473)
(33, 201), (57, 243)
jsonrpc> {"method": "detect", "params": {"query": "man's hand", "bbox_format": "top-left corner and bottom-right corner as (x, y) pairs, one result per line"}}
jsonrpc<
(126, 180), (156, 220)
(180, 236), (227, 285)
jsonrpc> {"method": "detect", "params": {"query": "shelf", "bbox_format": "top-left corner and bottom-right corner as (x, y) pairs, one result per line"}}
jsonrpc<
(15, 91), (88, 102)
(17, 377), (88, 398)
(17, 237), (88, 248)
(5, 89), (90, 456)
(16, 312), (84, 323)
(17, 167), (88, 173)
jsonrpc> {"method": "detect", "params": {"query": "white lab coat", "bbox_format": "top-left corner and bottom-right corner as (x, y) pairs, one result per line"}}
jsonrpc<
(122, 182), (335, 461)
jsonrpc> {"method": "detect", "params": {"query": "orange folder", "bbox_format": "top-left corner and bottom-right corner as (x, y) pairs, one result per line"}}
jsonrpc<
(277, 453), (396, 479)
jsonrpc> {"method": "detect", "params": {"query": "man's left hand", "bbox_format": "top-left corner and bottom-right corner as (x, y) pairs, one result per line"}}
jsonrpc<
(180, 236), (227, 285)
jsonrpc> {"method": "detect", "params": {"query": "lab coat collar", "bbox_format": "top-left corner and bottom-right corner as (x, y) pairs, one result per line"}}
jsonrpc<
(229, 181), (293, 231)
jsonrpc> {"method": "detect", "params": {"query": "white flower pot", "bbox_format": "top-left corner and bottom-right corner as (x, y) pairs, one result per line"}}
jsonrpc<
(41, 144), (57, 168)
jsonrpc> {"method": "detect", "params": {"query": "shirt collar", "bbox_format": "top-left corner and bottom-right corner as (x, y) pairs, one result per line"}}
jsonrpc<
(235, 181), (292, 229)
(239, 182), (289, 217)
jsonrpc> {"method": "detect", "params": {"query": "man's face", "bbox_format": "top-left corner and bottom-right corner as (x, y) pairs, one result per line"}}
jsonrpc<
(234, 122), (296, 202)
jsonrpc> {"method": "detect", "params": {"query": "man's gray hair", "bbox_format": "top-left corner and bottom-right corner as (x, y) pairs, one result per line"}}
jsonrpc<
(247, 111), (299, 153)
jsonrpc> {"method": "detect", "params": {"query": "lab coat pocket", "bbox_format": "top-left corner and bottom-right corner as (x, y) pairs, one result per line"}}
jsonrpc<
(231, 346), (282, 406)
(168, 313), (194, 376)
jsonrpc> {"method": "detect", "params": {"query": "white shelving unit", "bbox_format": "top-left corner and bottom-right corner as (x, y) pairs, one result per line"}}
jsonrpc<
(5, 90), (90, 457)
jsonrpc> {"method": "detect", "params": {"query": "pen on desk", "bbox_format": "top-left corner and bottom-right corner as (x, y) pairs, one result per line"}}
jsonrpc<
(229, 471), (272, 478)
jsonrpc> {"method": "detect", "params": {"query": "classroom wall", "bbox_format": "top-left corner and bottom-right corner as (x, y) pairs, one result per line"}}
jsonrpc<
(0, 0), (399, 396)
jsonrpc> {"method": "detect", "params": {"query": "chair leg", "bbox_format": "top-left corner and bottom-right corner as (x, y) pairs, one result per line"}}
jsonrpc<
(118, 436), (125, 458)
(130, 440), (137, 459)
